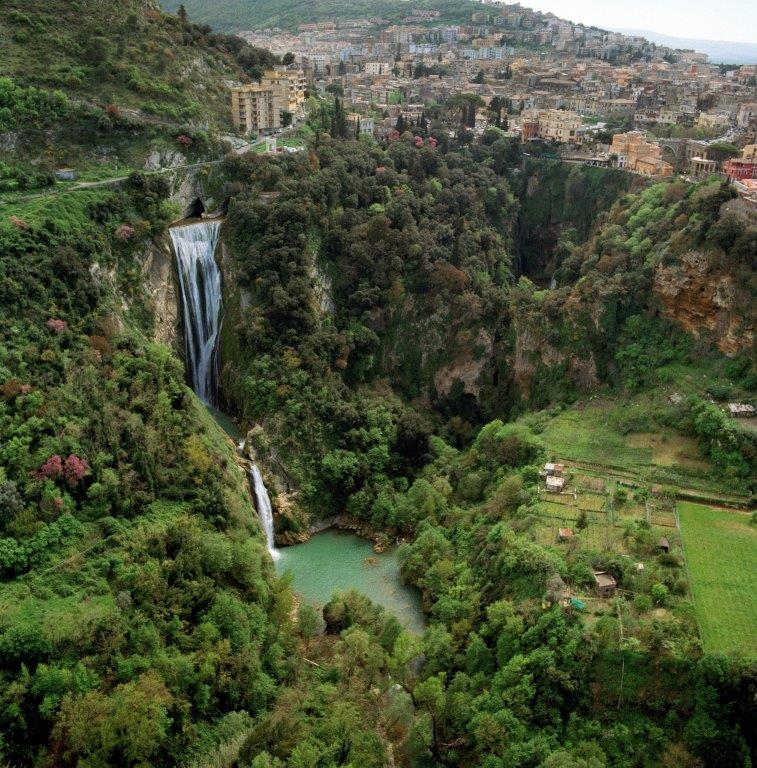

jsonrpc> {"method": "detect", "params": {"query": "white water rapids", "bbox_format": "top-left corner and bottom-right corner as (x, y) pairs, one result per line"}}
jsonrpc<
(170, 221), (222, 405)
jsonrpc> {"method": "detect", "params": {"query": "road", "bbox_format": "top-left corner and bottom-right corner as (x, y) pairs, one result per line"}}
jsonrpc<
(1, 136), (269, 207)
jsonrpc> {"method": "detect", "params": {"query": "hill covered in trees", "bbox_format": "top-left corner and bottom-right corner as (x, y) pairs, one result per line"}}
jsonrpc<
(0, 0), (275, 177)
(219, 136), (755, 535)
(160, 0), (486, 32)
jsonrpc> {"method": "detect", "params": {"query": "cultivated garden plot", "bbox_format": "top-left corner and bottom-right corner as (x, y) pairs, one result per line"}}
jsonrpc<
(678, 502), (757, 656)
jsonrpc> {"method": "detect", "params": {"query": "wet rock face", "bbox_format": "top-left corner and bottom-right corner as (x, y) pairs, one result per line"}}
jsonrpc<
(143, 149), (185, 171)
(654, 250), (754, 357)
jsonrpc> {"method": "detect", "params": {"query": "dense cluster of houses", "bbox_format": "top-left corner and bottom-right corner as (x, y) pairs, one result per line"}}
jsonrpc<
(232, 6), (756, 198)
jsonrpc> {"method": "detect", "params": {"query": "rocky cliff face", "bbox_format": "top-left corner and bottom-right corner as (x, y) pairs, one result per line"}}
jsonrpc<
(654, 249), (754, 357)
(142, 237), (181, 351)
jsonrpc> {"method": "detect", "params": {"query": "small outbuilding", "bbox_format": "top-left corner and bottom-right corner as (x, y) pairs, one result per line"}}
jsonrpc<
(558, 527), (574, 542)
(543, 462), (565, 476)
(55, 168), (77, 181)
(728, 403), (755, 418)
(546, 476), (566, 493)
(658, 537), (670, 553)
(593, 571), (617, 598)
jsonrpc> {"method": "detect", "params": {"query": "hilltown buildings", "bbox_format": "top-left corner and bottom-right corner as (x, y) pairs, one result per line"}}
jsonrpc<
(521, 108), (585, 144)
(231, 68), (307, 134)
(610, 132), (674, 177)
(235, 7), (757, 188)
(231, 84), (278, 134)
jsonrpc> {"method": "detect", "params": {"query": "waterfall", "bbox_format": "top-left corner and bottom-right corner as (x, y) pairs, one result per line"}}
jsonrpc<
(170, 221), (223, 405)
(250, 464), (280, 560)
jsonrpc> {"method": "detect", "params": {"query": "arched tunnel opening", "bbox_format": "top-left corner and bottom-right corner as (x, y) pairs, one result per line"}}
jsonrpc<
(185, 197), (206, 219)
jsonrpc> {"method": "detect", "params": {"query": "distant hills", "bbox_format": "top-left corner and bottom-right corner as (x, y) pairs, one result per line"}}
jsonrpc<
(160, 0), (485, 32)
(160, 1), (757, 66)
(615, 29), (757, 64)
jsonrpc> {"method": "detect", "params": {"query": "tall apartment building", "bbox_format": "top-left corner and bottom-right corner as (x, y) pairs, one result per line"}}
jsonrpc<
(231, 85), (279, 135)
(365, 61), (393, 76)
(230, 69), (307, 135)
(260, 68), (307, 115)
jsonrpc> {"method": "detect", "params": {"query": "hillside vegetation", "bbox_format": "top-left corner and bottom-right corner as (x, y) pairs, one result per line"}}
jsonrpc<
(221, 136), (755, 535)
(0, 0), (275, 176)
(0, 4), (755, 763)
(160, 0), (485, 32)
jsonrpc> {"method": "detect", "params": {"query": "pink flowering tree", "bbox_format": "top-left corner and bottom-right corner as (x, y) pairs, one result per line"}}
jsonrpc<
(46, 318), (68, 334)
(115, 224), (135, 241)
(177, 134), (193, 148)
(34, 454), (89, 487)
(35, 455), (63, 480)
(63, 454), (89, 487)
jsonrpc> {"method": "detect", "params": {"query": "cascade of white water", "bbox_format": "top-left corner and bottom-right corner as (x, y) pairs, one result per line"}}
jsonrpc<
(250, 464), (280, 560)
(170, 221), (223, 405)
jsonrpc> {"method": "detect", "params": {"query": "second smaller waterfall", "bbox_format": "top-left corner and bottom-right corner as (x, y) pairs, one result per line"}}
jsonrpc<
(250, 464), (280, 560)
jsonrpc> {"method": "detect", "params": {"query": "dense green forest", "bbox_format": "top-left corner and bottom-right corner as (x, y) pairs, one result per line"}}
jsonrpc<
(160, 0), (486, 33)
(221, 136), (755, 539)
(1, 130), (754, 768)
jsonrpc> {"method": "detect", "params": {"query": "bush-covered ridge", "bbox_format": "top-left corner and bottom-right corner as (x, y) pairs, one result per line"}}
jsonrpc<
(0, 176), (291, 766)
(160, 0), (486, 33)
(0, 0), (276, 179)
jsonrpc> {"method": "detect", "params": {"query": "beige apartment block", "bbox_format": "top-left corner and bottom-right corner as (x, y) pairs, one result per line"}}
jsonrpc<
(231, 85), (279, 135)
(522, 108), (584, 144)
(260, 68), (307, 114)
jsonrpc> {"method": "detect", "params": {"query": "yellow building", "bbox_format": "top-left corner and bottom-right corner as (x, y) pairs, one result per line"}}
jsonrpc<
(260, 68), (307, 115)
(521, 108), (584, 144)
(231, 84), (278, 135)
(610, 132), (673, 177)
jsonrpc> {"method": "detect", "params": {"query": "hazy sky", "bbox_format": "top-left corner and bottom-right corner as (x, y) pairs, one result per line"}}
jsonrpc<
(524, 0), (757, 44)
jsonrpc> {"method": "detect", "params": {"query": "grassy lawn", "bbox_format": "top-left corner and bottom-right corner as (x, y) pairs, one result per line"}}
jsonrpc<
(678, 502), (757, 656)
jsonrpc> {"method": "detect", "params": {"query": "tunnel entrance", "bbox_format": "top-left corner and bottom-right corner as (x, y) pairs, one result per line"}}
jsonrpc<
(185, 197), (206, 219)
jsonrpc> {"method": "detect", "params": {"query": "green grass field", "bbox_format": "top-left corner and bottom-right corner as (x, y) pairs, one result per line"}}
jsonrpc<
(678, 502), (757, 656)
(521, 400), (750, 503)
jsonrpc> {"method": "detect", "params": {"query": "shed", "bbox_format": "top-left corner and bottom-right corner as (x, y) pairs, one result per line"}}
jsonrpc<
(546, 476), (566, 493)
(593, 571), (617, 597)
(658, 537), (670, 553)
(543, 462), (565, 476)
(558, 527), (573, 542)
(55, 168), (77, 181)
(728, 403), (755, 418)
